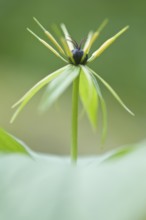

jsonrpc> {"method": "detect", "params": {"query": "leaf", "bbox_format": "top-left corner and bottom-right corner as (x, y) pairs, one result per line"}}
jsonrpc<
(11, 65), (70, 123)
(104, 145), (136, 161)
(0, 128), (31, 155)
(40, 65), (80, 111)
(88, 67), (134, 116)
(0, 141), (146, 220)
(79, 66), (98, 129)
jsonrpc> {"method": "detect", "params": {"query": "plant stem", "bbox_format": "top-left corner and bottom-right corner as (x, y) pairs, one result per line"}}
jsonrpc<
(71, 75), (80, 163)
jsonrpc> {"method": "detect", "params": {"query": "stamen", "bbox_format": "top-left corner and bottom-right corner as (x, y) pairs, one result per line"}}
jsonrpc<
(27, 28), (68, 63)
(33, 17), (65, 55)
(66, 38), (79, 49)
(60, 24), (74, 51)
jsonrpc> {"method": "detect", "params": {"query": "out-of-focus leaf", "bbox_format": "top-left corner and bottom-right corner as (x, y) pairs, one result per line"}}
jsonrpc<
(105, 145), (136, 161)
(0, 128), (31, 155)
(40, 65), (80, 111)
(0, 142), (146, 220)
(11, 65), (69, 123)
(79, 66), (98, 129)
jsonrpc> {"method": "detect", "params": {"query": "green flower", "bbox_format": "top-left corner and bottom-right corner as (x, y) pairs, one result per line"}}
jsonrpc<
(11, 18), (134, 162)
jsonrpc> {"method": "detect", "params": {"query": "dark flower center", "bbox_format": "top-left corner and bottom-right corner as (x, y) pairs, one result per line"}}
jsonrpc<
(70, 48), (88, 65)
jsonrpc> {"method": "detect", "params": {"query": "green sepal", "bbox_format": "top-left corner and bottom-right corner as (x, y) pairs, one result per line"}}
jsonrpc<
(90, 73), (107, 143)
(40, 65), (80, 111)
(88, 67), (134, 116)
(79, 66), (99, 130)
(11, 65), (70, 123)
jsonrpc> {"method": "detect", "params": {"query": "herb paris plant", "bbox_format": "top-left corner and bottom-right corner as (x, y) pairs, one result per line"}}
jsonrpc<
(11, 18), (134, 162)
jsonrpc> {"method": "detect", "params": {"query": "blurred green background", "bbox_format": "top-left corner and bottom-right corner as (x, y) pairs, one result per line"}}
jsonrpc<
(0, 0), (146, 155)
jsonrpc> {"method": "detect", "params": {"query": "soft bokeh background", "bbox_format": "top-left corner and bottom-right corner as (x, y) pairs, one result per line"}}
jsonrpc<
(0, 0), (146, 155)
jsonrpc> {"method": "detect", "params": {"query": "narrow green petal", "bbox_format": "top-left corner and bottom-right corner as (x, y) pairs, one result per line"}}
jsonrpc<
(97, 19), (109, 33)
(51, 23), (63, 39)
(88, 26), (129, 63)
(40, 65), (80, 111)
(91, 73), (107, 142)
(81, 31), (94, 63)
(83, 19), (108, 54)
(51, 24), (71, 56)
(60, 23), (74, 51)
(33, 17), (65, 56)
(60, 37), (75, 64)
(83, 31), (94, 53)
(10, 65), (70, 123)
(60, 23), (75, 63)
(79, 66), (98, 129)
(27, 28), (68, 63)
(88, 67), (134, 116)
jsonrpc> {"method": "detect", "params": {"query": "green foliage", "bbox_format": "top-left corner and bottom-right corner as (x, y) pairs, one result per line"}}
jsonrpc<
(88, 67), (134, 116)
(79, 66), (98, 129)
(0, 128), (31, 155)
(10, 65), (69, 123)
(0, 129), (146, 220)
(40, 65), (80, 111)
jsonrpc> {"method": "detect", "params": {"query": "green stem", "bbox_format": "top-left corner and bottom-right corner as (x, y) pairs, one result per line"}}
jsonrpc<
(71, 75), (80, 163)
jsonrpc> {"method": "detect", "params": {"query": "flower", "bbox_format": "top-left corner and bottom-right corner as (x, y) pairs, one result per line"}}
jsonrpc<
(11, 18), (134, 144)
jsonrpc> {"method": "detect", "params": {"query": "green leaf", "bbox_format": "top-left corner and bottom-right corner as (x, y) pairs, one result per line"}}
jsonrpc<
(104, 145), (136, 161)
(11, 65), (70, 123)
(40, 65), (80, 111)
(88, 67), (134, 116)
(79, 66), (98, 129)
(0, 142), (146, 220)
(0, 128), (31, 155)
